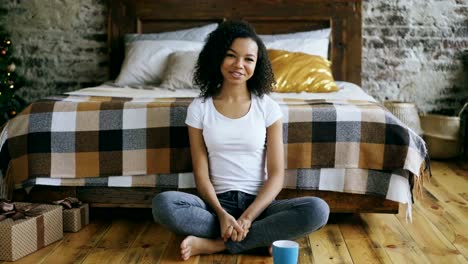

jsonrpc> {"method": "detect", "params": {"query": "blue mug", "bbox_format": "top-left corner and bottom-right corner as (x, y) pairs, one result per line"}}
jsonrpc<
(272, 240), (299, 264)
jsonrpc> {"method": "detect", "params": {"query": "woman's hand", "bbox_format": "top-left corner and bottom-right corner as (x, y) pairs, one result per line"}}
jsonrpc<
(218, 211), (243, 242)
(233, 217), (252, 242)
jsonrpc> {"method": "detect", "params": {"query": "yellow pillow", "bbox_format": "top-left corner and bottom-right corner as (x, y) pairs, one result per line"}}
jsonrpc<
(268, 49), (338, 93)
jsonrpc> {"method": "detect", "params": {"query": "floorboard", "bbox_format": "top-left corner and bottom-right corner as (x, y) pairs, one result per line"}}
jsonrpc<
(338, 214), (391, 264)
(309, 223), (353, 263)
(2, 159), (466, 264)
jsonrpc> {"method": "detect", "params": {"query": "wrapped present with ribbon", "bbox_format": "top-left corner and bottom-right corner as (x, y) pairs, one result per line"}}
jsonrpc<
(53, 197), (89, 232)
(0, 200), (63, 261)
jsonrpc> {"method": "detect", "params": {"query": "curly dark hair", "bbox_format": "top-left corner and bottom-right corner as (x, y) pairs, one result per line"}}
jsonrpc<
(193, 20), (275, 98)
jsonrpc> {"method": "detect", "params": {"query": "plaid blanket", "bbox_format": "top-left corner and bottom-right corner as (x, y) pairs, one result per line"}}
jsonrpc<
(0, 95), (429, 192)
(19, 168), (411, 204)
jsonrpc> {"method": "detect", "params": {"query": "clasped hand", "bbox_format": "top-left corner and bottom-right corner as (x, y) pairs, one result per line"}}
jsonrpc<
(219, 212), (252, 242)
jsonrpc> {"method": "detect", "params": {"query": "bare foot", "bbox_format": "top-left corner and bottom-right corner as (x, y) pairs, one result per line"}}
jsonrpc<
(180, 235), (226, 260)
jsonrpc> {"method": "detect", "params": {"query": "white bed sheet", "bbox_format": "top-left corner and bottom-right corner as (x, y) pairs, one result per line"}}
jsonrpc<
(67, 81), (377, 102)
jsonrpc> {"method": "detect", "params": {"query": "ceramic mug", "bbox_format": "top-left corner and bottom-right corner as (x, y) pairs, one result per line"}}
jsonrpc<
(272, 240), (299, 264)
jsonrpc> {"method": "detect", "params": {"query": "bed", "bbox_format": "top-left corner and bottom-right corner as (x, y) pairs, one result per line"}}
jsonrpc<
(1, 0), (430, 216)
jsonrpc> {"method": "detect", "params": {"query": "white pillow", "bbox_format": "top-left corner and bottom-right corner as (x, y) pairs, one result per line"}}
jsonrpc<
(115, 40), (203, 86)
(124, 23), (218, 43)
(265, 38), (329, 59)
(260, 28), (330, 42)
(160, 51), (200, 90)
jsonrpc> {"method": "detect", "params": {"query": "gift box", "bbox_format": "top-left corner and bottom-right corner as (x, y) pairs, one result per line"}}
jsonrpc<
(0, 203), (63, 261)
(63, 203), (89, 232)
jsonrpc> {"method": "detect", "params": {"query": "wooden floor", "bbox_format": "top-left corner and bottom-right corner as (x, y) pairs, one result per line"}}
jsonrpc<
(2, 159), (467, 264)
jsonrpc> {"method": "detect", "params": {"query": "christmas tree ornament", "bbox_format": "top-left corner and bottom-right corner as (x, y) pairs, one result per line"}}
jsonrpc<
(7, 80), (15, 89)
(7, 63), (15, 72)
(0, 28), (26, 126)
(8, 110), (16, 118)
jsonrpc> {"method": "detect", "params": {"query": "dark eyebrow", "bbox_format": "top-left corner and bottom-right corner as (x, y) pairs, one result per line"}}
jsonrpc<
(227, 48), (257, 58)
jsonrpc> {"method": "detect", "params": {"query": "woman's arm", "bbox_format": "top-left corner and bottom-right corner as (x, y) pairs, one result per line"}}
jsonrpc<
(234, 119), (284, 241)
(188, 126), (243, 240)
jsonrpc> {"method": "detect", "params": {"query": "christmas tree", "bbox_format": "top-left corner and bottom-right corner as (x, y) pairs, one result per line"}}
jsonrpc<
(0, 26), (26, 126)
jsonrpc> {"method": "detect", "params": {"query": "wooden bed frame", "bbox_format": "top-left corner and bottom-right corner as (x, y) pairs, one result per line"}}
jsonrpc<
(108, 0), (363, 86)
(14, 0), (399, 213)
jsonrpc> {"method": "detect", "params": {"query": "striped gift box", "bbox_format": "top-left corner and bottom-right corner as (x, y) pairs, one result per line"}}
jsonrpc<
(0, 203), (63, 261)
(63, 203), (89, 232)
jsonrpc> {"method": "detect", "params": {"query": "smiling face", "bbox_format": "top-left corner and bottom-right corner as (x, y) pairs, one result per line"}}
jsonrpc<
(220, 37), (258, 87)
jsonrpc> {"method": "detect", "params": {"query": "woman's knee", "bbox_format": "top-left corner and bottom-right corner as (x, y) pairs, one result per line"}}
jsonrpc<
(301, 197), (330, 230)
(152, 191), (181, 223)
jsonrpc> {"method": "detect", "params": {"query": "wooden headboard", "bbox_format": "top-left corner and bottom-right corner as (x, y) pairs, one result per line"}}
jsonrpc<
(108, 0), (362, 86)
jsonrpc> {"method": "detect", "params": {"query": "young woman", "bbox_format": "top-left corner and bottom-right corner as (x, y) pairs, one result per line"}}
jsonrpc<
(152, 20), (329, 260)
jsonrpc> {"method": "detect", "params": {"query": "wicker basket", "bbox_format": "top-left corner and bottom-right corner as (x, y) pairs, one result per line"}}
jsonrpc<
(420, 102), (468, 159)
(384, 101), (423, 136)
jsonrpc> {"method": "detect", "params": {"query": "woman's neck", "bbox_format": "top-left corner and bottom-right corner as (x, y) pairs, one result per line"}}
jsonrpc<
(217, 83), (250, 102)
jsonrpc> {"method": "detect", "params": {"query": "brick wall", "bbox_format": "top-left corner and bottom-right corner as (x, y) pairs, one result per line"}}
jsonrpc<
(0, 0), (108, 101)
(1, 0), (467, 114)
(363, 0), (468, 114)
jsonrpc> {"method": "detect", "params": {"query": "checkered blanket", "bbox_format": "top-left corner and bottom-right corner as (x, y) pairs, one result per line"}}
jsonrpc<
(20, 168), (411, 204)
(0, 95), (429, 194)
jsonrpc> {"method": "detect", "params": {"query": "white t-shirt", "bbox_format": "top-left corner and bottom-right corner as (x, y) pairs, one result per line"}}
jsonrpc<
(185, 94), (283, 195)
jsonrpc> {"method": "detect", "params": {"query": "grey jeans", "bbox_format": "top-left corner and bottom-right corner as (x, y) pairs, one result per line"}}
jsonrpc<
(152, 190), (330, 254)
